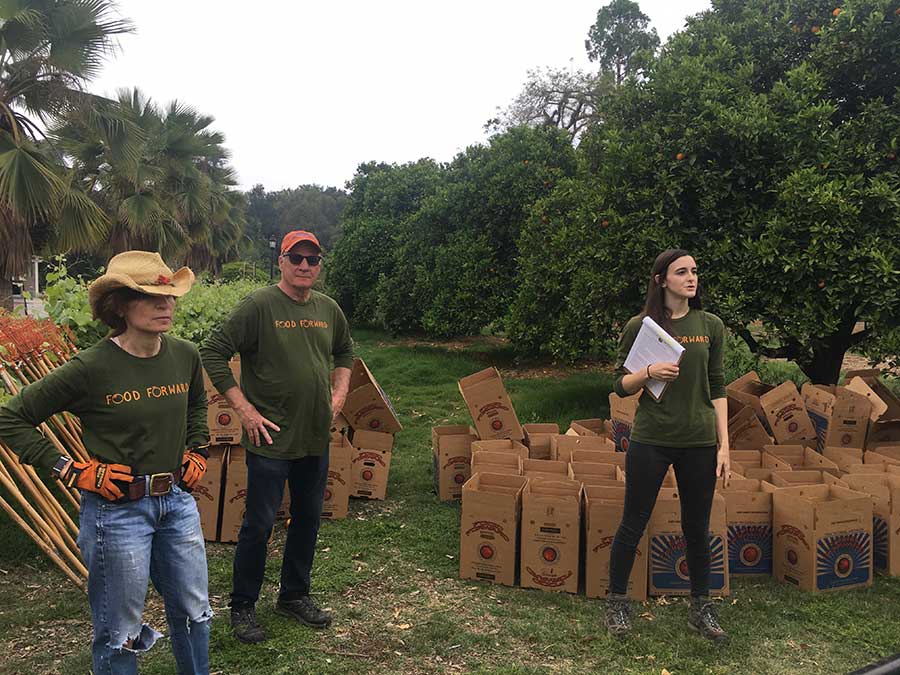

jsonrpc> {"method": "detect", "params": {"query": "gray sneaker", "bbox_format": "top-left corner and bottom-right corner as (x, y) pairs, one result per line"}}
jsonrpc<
(606, 594), (632, 638)
(230, 605), (268, 644)
(688, 597), (728, 643)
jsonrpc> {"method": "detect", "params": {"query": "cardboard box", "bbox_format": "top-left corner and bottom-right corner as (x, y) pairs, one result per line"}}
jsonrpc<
(772, 484), (873, 592)
(759, 381), (817, 444)
(567, 419), (606, 436)
(648, 489), (729, 596)
(520, 479), (582, 593)
(844, 463), (891, 475)
(570, 449), (627, 469)
(584, 485), (647, 601)
(471, 439), (528, 460)
(802, 384), (871, 453)
(471, 450), (522, 476)
(844, 370), (900, 447)
(191, 445), (227, 541)
(721, 479), (775, 575)
(824, 446), (864, 473)
(864, 447), (900, 467)
(842, 474), (900, 576)
(219, 445), (250, 544)
(459, 473), (527, 586)
(550, 435), (614, 464)
(350, 430), (393, 500)
(766, 470), (848, 489)
(727, 396), (772, 450)
(343, 358), (402, 434)
(432, 425), (477, 501)
(203, 359), (243, 444)
(322, 436), (353, 519)
(726, 372), (775, 426)
(523, 423), (559, 460)
(569, 462), (619, 487)
(458, 367), (524, 441)
(762, 445), (840, 476)
(522, 459), (569, 481)
(609, 392), (640, 452)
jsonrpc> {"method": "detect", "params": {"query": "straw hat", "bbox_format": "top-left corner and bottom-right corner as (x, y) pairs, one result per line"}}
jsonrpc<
(88, 251), (194, 316)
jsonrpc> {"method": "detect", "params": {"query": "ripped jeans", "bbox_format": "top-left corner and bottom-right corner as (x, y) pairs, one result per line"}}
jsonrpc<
(78, 485), (213, 675)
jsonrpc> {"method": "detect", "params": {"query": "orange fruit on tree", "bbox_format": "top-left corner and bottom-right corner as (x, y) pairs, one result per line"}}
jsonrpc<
(676, 152), (685, 161)
(791, 24), (800, 33)
(601, 219), (610, 227)
(832, 7), (841, 16)
(811, 25), (821, 33)
(818, 280), (826, 289)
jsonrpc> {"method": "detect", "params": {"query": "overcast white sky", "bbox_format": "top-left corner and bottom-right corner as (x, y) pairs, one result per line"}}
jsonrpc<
(92, 1), (711, 191)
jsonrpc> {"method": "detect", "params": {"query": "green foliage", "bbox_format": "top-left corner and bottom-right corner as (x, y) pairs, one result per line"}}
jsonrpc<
(585, 0), (660, 83)
(43, 262), (106, 347)
(220, 261), (269, 283)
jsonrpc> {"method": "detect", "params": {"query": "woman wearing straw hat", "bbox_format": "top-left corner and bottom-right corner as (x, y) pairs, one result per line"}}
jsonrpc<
(0, 251), (213, 674)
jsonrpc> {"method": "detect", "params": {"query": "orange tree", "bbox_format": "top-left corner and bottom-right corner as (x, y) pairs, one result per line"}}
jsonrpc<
(510, 0), (900, 383)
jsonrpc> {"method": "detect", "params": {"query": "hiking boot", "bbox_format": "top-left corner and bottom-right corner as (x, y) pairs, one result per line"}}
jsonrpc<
(688, 597), (729, 643)
(230, 605), (267, 644)
(275, 595), (333, 628)
(605, 594), (632, 638)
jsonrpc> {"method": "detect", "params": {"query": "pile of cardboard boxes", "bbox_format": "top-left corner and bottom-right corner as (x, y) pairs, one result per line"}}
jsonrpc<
(193, 357), (402, 542)
(445, 365), (900, 600)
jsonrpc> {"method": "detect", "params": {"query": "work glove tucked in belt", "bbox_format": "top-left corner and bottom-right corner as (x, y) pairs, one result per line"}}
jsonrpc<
(57, 457), (133, 501)
(180, 444), (210, 489)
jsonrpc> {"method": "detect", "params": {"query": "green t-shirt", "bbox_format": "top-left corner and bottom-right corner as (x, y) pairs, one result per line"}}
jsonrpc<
(0, 335), (208, 474)
(199, 286), (354, 459)
(613, 310), (726, 447)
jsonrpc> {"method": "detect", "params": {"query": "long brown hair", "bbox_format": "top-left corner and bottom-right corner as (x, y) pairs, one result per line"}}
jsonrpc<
(641, 248), (702, 333)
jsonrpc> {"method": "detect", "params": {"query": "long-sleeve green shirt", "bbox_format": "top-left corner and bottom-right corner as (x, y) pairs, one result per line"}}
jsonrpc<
(613, 310), (726, 447)
(0, 335), (208, 474)
(199, 286), (354, 459)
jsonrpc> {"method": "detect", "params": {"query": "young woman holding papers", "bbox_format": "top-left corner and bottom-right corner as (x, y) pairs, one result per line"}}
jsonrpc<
(605, 249), (731, 643)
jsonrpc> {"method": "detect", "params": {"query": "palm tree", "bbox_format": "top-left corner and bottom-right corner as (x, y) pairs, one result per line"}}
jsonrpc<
(0, 0), (134, 308)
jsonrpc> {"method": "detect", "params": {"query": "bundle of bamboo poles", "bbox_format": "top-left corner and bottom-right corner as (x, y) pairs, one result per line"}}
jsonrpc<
(0, 312), (87, 591)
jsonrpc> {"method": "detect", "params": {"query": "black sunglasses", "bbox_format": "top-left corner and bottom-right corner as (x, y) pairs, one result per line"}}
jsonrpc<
(284, 253), (322, 266)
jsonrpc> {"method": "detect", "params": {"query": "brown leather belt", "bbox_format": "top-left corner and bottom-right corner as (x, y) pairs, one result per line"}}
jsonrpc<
(123, 468), (183, 501)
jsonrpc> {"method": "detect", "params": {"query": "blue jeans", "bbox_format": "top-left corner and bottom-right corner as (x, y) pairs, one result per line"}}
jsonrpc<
(231, 451), (329, 607)
(77, 485), (213, 675)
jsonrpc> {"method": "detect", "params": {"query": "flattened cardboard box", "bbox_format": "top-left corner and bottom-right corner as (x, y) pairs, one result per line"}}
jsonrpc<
(648, 489), (729, 596)
(432, 425), (477, 501)
(343, 358), (402, 434)
(459, 473), (527, 586)
(802, 383), (871, 453)
(609, 392), (640, 452)
(721, 479), (775, 575)
(350, 433), (392, 500)
(203, 359), (243, 444)
(219, 445), (250, 544)
(191, 445), (227, 541)
(523, 423), (559, 460)
(323, 436), (353, 519)
(760, 381), (816, 444)
(584, 485), (647, 601)
(772, 484), (873, 592)
(520, 479), (582, 594)
(843, 474), (900, 576)
(550, 435), (614, 464)
(458, 367), (524, 441)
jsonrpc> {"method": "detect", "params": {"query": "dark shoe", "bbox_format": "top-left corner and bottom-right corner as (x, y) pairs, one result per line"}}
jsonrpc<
(688, 597), (729, 643)
(605, 594), (632, 638)
(230, 605), (268, 644)
(275, 595), (333, 628)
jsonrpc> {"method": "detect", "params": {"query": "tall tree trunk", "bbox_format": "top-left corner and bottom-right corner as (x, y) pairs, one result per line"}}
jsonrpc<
(796, 317), (858, 385)
(0, 277), (13, 311)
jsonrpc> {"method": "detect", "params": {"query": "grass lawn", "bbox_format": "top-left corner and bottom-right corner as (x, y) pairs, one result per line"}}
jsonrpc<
(1, 329), (898, 674)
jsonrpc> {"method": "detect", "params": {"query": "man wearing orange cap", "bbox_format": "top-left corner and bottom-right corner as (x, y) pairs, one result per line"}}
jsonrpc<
(200, 230), (353, 644)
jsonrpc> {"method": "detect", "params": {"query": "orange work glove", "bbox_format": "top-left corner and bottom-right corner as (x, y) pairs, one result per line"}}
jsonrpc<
(59, 458), (133, 501)
(181, 447), (208, 489)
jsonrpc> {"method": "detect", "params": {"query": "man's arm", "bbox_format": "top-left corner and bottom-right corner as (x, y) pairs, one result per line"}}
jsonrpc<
(330, 301), (354, 424)
(331, 367), (351, 424)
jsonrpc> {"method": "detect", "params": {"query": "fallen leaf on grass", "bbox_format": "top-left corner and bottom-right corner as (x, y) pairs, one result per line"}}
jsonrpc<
(640, 612), (655, 621)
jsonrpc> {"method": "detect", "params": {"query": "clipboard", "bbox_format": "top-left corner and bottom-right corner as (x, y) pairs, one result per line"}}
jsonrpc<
(623, 316), (686, 401)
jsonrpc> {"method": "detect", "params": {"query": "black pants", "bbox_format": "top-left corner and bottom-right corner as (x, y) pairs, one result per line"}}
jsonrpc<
(608, 440), (718, 598)
(230, 450), (329, 608)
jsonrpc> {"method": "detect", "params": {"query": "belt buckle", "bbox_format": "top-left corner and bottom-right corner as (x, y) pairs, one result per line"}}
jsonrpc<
(148, 472), (174, 497)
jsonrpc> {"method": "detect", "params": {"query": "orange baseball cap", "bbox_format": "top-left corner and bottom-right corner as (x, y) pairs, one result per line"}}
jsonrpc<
(280, 230), (321, 255)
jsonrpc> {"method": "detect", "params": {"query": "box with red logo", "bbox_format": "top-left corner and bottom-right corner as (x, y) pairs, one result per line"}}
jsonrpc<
(459, 473), (527, 586)
(727, 396), (772, 450)
(759, 381), (817, 445)
(458, 367), (524, 441)
(523, 423), (559, 460)
(520, 479), (582, 594)
(550, 435), (614, 464)
(322, 435), (353, 519)
(190, 445), (227, 541)
(720, 479), (775, 576)
(772, 484), (873, 592)
(584, 485), (647, 601)
(203, 359), (243, 444)
(648, 489), (729, 596)
(219, 445), (249, 544)
(609, 392), (640, 452)
(567, 419), (606, 436)
(802, 384), (871, 453)
(522, 459), (568, 482)
(843, 474), (900, 576)
(471, 439), (528, 460)
(342, 358), (402, 434)
(350, 430), (393, 500)
(432, 425), (477, 501)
